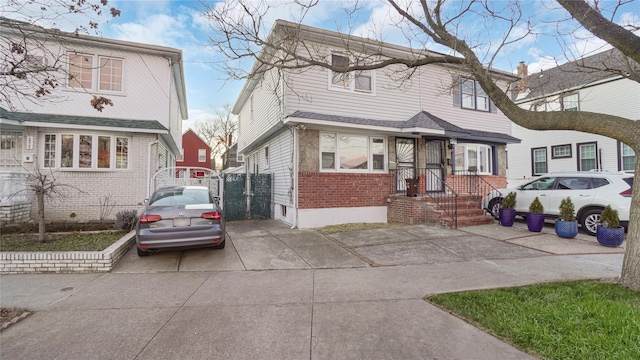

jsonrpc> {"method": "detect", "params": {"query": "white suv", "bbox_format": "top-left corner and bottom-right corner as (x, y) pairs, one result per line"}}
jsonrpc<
(483, 171), (633, 235)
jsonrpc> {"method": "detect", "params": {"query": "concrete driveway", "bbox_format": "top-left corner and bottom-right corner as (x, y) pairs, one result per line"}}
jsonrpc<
(113, 218), (624, 273)
(1, 219), (625, 359)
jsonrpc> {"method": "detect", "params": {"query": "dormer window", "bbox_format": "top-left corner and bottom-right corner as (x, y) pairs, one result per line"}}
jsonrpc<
(561, 93), (579, 111)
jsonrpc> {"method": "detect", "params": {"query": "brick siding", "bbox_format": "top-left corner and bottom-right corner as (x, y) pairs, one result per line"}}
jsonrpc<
(298, 172), (393, 209)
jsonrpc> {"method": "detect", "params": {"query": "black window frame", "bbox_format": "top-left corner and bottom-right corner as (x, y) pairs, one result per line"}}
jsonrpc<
(551, 144), (572, 159)
(576, 142), (598, 171)
(531, 147), (548, 176)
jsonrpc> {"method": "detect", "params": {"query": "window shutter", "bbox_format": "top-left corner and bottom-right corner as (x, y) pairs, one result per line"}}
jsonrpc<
(452, 78), (461, 107)
(490, 99), (497, 113)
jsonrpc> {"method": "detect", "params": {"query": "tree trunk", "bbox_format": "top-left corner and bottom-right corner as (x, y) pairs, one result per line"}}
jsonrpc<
(620, 160), (640, 290)
(37, 189), (46, 243)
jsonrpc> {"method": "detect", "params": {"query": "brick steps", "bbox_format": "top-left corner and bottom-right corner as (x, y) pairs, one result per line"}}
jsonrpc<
(387, 193), (495, 227)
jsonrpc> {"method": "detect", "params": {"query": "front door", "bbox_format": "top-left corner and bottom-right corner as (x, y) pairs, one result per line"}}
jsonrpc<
(425, 140), (445, 192)
(396, 138), (416, 192)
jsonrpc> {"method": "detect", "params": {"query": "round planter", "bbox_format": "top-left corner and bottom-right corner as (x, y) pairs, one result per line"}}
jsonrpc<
(499, 208), (516, 227)
(596, 226), (625, 247)
(555, 220), (578, 238)
(526, 213), (545, 232)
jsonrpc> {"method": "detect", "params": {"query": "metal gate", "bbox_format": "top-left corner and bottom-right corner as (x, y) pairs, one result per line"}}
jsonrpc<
(425, 140), (445, 192)
(223, 173), (272, 221)
(151, 166), (222, 201)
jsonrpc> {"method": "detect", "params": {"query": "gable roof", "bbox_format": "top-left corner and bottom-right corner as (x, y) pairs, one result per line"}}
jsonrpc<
(287, 110), (520, 144)
(0, 16), (188, 120)
(182, 128), (211, 149)
(522, 49), (638, 100)
(0, 107), (167, 133)
(233, 20), (517, 114)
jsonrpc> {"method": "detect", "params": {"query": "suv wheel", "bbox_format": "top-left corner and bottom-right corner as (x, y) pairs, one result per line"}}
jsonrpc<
(489, 198), (502, 219)
(580, 209), (602, 236)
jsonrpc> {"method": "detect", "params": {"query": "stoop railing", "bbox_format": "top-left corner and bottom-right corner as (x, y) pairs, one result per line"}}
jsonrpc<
(391, 169), (505, 227)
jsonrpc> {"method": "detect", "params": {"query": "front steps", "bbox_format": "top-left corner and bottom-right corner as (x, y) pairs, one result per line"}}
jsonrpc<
(387, 194), (495, 228)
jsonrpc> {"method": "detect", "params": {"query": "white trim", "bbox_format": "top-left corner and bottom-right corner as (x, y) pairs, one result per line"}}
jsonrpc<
(16, 121), (167, 134)
(296, 206), (387, 228)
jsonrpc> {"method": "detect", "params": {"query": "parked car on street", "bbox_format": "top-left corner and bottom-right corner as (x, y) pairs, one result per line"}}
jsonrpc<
(483, 171), (632, 235)
(136, 185), (225, 256)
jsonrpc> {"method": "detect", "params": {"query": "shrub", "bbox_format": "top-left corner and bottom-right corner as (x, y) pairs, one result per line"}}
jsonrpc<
(115, 210), (138, 231)
(529, 197), (544, 214)
(502, 191), (517, 209)
(558, 197), (576, 221)
(600, 205), (619, 228)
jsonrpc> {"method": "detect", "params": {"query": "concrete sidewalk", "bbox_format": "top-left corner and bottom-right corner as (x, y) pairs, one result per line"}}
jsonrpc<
(0, 220), (625, 359)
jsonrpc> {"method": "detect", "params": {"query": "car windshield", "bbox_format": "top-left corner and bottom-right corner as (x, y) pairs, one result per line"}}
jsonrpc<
(150, 188), (212, 206)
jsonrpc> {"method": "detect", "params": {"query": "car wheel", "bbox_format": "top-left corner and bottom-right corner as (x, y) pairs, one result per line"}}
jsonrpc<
(137, 247), (150, 257)
(488, 198), (502, 219)
(580, 209), (602, 236)
(213, 239), (226, 249)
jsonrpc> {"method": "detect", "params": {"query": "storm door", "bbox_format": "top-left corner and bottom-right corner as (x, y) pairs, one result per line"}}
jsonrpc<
(395, 137), (416, 192)
(425, 140), (445, 192)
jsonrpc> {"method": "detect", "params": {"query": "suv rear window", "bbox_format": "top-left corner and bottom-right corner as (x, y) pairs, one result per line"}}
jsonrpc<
(591, 178), (610, 189)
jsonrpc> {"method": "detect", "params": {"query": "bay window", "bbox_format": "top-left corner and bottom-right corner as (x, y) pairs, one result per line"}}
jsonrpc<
(454, 144), (493, 174)
(320, 133), (386, 172)
(42, 133), (129, 170)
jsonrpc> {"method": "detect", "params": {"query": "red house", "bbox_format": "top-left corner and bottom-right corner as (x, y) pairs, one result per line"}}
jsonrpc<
(176, 129), (212, 169)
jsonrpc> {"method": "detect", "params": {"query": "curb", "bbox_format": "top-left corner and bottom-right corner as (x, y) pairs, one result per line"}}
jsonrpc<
(0, 310), (31, 332)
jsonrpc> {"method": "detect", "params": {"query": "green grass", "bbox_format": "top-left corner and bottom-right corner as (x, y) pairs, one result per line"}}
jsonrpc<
(0, 231), (128, 252)
(427, 280), (640, 360)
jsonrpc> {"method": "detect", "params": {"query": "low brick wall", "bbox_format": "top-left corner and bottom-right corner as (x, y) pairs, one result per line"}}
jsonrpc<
(0, 202), (31, 224)
(0, 231), (135, 274)
(298, 172), (393, 209)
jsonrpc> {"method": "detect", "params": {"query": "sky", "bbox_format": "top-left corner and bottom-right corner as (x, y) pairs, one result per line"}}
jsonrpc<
(5, 0), (639, 130)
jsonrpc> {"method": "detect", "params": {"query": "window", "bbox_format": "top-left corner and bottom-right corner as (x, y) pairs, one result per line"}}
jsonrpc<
(522, 177), (556, 191)
(461, 78), (489, 111)
(264, 146), (269, 168)
(321, 133), (336, 170)
(98, 57), (123, 92)
(532, 147), (547, 175)
(620, 143), (636, 171)
(329, 54), (374, 93)
(331, 54), (350, 89)
(0, 130), (23, 171)
(551, 144), (572, 159)
(454, 144), (493, 174)
(116, 137), (128, 169)
(533, 102), (546, 112)
(577, 142), (597, 171)
(562, 93), (579, 111)
(68, 53), (124, 92)
(42, 133), (129, 170)
(320, 133), (386, 172)
(44, 134), (56, 168)
(198, 149), (207, 162)
(68, 54), (94, 89)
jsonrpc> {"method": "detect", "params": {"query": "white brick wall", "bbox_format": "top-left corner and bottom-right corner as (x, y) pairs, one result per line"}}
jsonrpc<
(0, 231), (134, 274)
(24, 132), (158, 221)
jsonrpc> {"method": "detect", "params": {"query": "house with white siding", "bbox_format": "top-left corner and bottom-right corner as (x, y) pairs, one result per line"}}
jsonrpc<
(233, 20), (520, 228)
(0, 18), (187, 222)
(509, 50), (640, 187)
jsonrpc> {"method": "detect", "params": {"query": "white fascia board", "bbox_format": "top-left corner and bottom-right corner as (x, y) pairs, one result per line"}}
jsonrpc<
(284, 117), (446, 136)
(17, 121), (169, 134)
(400, 127), (446, 135)
(285, 116), (399, 133)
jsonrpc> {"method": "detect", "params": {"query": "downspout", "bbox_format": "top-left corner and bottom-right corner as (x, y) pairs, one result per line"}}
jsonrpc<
(147, 140), (159, 198)
(291, 127), (298, 229)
